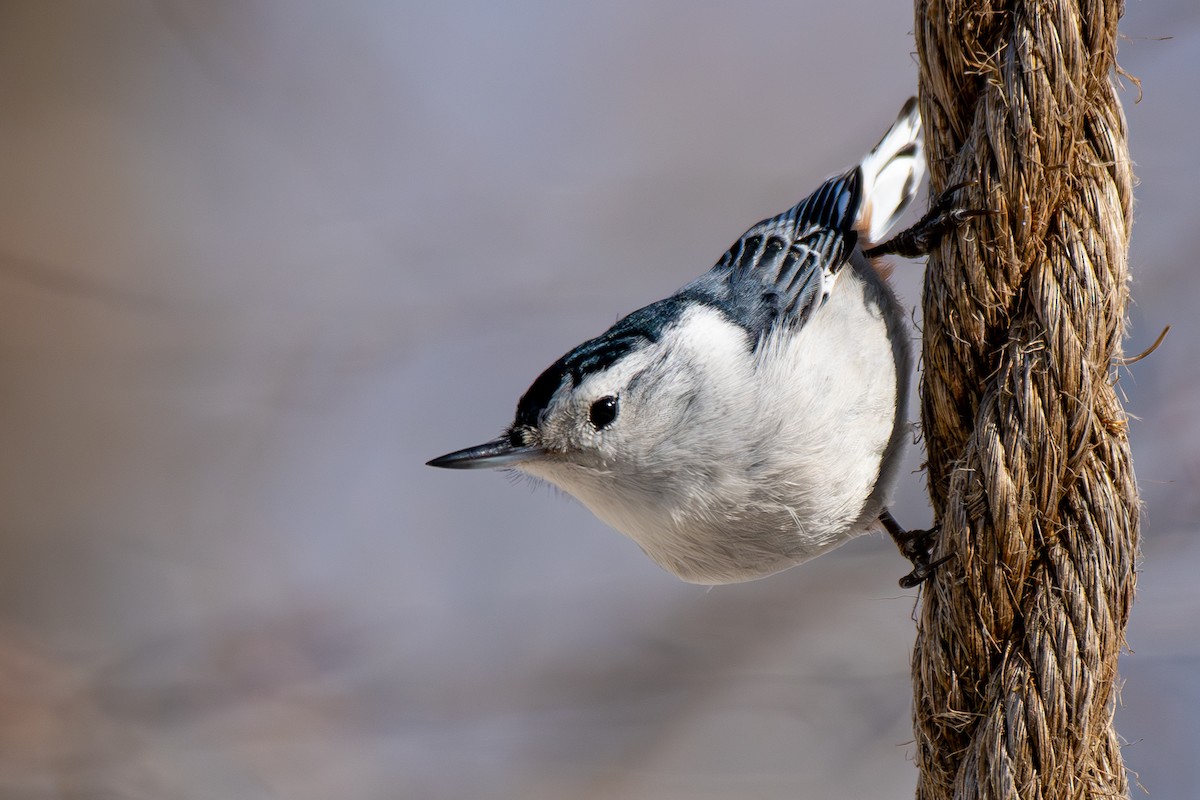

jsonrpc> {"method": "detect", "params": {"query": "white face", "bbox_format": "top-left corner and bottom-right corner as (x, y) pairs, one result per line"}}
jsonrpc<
(519, 342), (670, 479)
(516, 306), (757, 512)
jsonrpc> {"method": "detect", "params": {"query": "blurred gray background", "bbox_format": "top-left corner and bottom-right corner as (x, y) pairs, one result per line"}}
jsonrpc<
(0, 2), (1196, 798)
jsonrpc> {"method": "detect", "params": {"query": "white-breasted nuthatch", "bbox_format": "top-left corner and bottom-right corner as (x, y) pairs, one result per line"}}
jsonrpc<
(430, 99), (961, 587)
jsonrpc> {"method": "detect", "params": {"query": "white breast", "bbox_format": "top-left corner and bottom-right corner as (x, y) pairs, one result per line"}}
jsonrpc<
(632, 256), (910, 584)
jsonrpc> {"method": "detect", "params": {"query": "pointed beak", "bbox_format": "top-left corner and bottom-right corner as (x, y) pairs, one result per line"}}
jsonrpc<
(426, 437), (544, 470)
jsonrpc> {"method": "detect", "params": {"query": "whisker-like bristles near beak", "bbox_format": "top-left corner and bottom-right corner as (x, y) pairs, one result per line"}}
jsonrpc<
(426, 437), (544, 470)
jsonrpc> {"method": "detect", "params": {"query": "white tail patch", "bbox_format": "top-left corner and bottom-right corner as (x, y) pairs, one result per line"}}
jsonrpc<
(855, 98), (925, 246)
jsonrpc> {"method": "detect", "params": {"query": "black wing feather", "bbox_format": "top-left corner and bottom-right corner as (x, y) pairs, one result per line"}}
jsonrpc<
(680, 167), (863, 343)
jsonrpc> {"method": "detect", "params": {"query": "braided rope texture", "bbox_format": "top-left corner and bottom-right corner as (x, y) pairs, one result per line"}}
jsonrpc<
(911, 1), (1139, 798)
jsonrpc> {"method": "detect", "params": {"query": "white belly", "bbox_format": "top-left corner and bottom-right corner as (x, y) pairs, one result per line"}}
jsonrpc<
(623, 257), (911, 584)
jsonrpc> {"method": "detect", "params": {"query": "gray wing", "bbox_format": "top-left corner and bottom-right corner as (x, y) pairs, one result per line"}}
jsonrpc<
(681, 168), (863, 344)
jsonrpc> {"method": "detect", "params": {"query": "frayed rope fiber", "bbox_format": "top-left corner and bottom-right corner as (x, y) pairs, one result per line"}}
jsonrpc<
(911, 0), (1139, 798)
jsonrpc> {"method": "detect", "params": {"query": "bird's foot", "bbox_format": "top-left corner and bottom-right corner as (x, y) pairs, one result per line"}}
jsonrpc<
(878, 508), (951, 589)
(864, 181), (991, 259)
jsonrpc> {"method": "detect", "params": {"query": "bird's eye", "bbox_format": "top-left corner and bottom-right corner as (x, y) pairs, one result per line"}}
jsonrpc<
(589, 396), (619, 430)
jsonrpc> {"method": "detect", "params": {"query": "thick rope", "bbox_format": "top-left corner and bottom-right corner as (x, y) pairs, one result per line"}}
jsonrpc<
(911, 1), (1138, 798)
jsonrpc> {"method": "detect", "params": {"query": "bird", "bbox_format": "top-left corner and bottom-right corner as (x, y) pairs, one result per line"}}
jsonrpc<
(429, 98), (962, 588)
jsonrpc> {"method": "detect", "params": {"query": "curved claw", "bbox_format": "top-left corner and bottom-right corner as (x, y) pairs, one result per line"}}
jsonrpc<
(898, 553), (955, 589)
(879, 509), (951, 589)
(864, 180), (993, 259)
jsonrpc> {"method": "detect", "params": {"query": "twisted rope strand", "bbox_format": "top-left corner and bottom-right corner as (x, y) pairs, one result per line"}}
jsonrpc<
(911, 0), (1138, 797)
